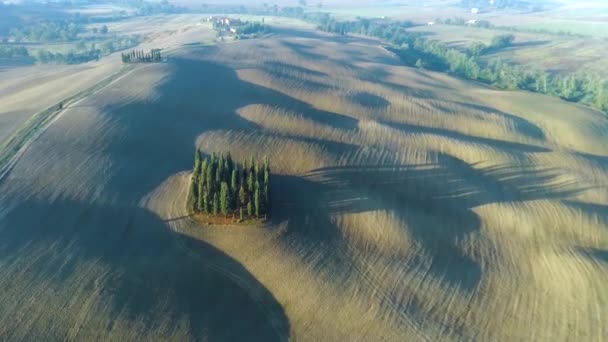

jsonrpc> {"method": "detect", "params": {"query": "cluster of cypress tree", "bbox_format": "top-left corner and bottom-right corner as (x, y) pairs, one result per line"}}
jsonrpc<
(188, 150), (271, 220)
(121, 49), (162, 64)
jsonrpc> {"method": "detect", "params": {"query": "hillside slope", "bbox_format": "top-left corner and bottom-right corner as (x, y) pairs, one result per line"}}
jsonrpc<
(0, 27), (606, 341)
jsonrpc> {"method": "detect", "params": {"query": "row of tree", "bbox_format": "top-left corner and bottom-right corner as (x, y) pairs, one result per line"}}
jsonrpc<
(315, 17), (608, 114)
(459, 0), (544, 11)
(35, 48), (101, 64)
(8, 20), (83, 43)
(0, 45), (29, 58)
(188, 151), (271, 220)
(436, 17), (586, 37)
(121, 49), (162, 63)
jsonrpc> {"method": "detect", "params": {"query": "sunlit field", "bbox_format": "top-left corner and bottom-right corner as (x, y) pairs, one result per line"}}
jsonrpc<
(0, 13), (606, 339)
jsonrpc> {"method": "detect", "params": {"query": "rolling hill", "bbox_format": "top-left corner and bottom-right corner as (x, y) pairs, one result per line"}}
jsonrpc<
(0, 21), (606, 341)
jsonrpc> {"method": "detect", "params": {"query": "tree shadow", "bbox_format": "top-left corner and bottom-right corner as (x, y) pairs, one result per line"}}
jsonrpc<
(273, 154), (588, 292)
(348, 91), (391, 109)
(0, 48), (341, 341)
(446, 100), (547, 141)
(97, 53), (360, 202)
(382, 120), (551, 154)
(0, 198), (289, 341)
(263, 60), (329, 78)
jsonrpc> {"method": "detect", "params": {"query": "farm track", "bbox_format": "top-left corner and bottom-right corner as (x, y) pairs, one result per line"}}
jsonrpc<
(0, 64), (140, 182)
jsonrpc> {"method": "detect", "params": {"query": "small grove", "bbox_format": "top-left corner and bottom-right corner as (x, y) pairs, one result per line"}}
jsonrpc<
(121, 49), (162, 63)
(188, 151), (271, 221)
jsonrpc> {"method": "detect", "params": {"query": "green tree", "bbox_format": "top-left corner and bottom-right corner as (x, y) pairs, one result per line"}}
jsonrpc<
(490, 34), (515, 50)
(220, 182), (230, 216)
(202, 189), (210, 214)
(188, 177), (197, 212)
(468, 41), (486, 57)
(213, 193), (219, 215)
(206, 161), (215, 193)
(197, 176), (204, 211)
(217, 154), (224, 183)
(254, 188), (260, 217)
(226, 152), (233, 176)
(247, 200), (253, 216)
(231, 168), (238, 195)
(240, 207), (244, 221)
(193, 149), (201, 180)
(415, 58), (424, 69)
(239, 186), (246, 206)
(200, 158), (208, 187)
(247, 169), (254, 193)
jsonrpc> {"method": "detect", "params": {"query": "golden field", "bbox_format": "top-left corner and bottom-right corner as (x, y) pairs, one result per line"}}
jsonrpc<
(0, 17), (606, 341)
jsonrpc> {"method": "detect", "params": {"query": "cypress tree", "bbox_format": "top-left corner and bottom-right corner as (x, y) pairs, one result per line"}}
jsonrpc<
(203, 189), (210, 214)
(231, 169), (238, 193)
(217, 154), (224, 183)
(190, 150), (201, 212)
(247, 200), (252, 216)
(216, 165), (222, 185)
(213, 193), (219, 215)
(226, 152), (233, 176)
(193, 149), (201, 177)
(188, 177), (197, 213)
(240, 207), (244, 221)
(206, 162), (215, 194)
(220, 182), (229, 216)
(201, 158), (208, 187)
(247, 170), (254, 193)
(224, 159), (230, 182)
(239, 186), (246, 207)
(264, 167), (270, 188)
(197, 176), (204, 211)
(254, 188), (260, 217)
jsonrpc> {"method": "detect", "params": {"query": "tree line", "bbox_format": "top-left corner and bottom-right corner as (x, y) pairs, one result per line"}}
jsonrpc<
(0, 45), (29, 58)
(435, 17), (588, 38)
(315, 17), (608, 114)
(121, 49), (162, 63)
(188, 151), (272, 221)
(8, 20), (83, 43)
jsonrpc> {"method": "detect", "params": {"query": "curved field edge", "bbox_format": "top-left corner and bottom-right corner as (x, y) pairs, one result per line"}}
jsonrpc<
(0, 64), (137, 181)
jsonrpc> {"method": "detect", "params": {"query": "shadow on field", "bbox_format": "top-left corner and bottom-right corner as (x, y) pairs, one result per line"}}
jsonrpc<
(348, 91), (391, 109)
(0, 53), (326, 340)
(447, 101), (546, 141)
(383, 120), (550, 153)
(99, 54), (359, 201)
(0, 199), (289, 341)
(273, 154), (588, 292)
